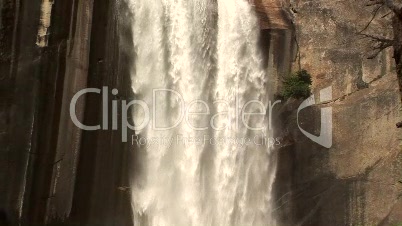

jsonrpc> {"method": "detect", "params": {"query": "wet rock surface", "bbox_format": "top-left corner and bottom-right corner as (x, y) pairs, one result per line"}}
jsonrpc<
(0, 0), (133, 225)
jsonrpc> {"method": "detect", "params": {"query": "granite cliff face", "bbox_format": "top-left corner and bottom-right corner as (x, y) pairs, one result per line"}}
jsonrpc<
(0, 0), (133, 225)
(0, 0), (401, 225)
(269, 0), (402, 225)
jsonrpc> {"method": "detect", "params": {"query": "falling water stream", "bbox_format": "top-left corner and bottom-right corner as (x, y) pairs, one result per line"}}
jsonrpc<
(127, 0), (277, 225)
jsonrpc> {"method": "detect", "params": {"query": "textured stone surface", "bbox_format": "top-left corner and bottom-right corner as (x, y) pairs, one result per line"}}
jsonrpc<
(251, 0), (293, 29)
(0, 0), (133, 225)
(273, 0), (402, 225)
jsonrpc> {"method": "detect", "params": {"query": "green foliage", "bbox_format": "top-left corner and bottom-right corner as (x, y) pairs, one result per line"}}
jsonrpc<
(282, 69), (312, 100)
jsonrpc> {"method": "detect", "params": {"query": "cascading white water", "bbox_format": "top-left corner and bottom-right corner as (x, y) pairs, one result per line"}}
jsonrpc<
(127, 0), (277, 225)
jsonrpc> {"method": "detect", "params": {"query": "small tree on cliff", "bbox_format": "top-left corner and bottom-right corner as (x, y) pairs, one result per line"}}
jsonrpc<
(362, 0), (402, 127)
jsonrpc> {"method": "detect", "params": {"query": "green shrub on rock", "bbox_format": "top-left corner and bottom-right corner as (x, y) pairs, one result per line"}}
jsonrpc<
(282, 70), (312, 100)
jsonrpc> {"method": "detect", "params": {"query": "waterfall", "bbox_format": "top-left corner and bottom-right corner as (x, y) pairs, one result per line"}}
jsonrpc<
(127, 0), (277, 225)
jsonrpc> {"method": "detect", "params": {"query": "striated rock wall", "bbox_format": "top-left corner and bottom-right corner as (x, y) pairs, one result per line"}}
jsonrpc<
(253, 0), (296, 98)
(0, 0), (133, 225)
